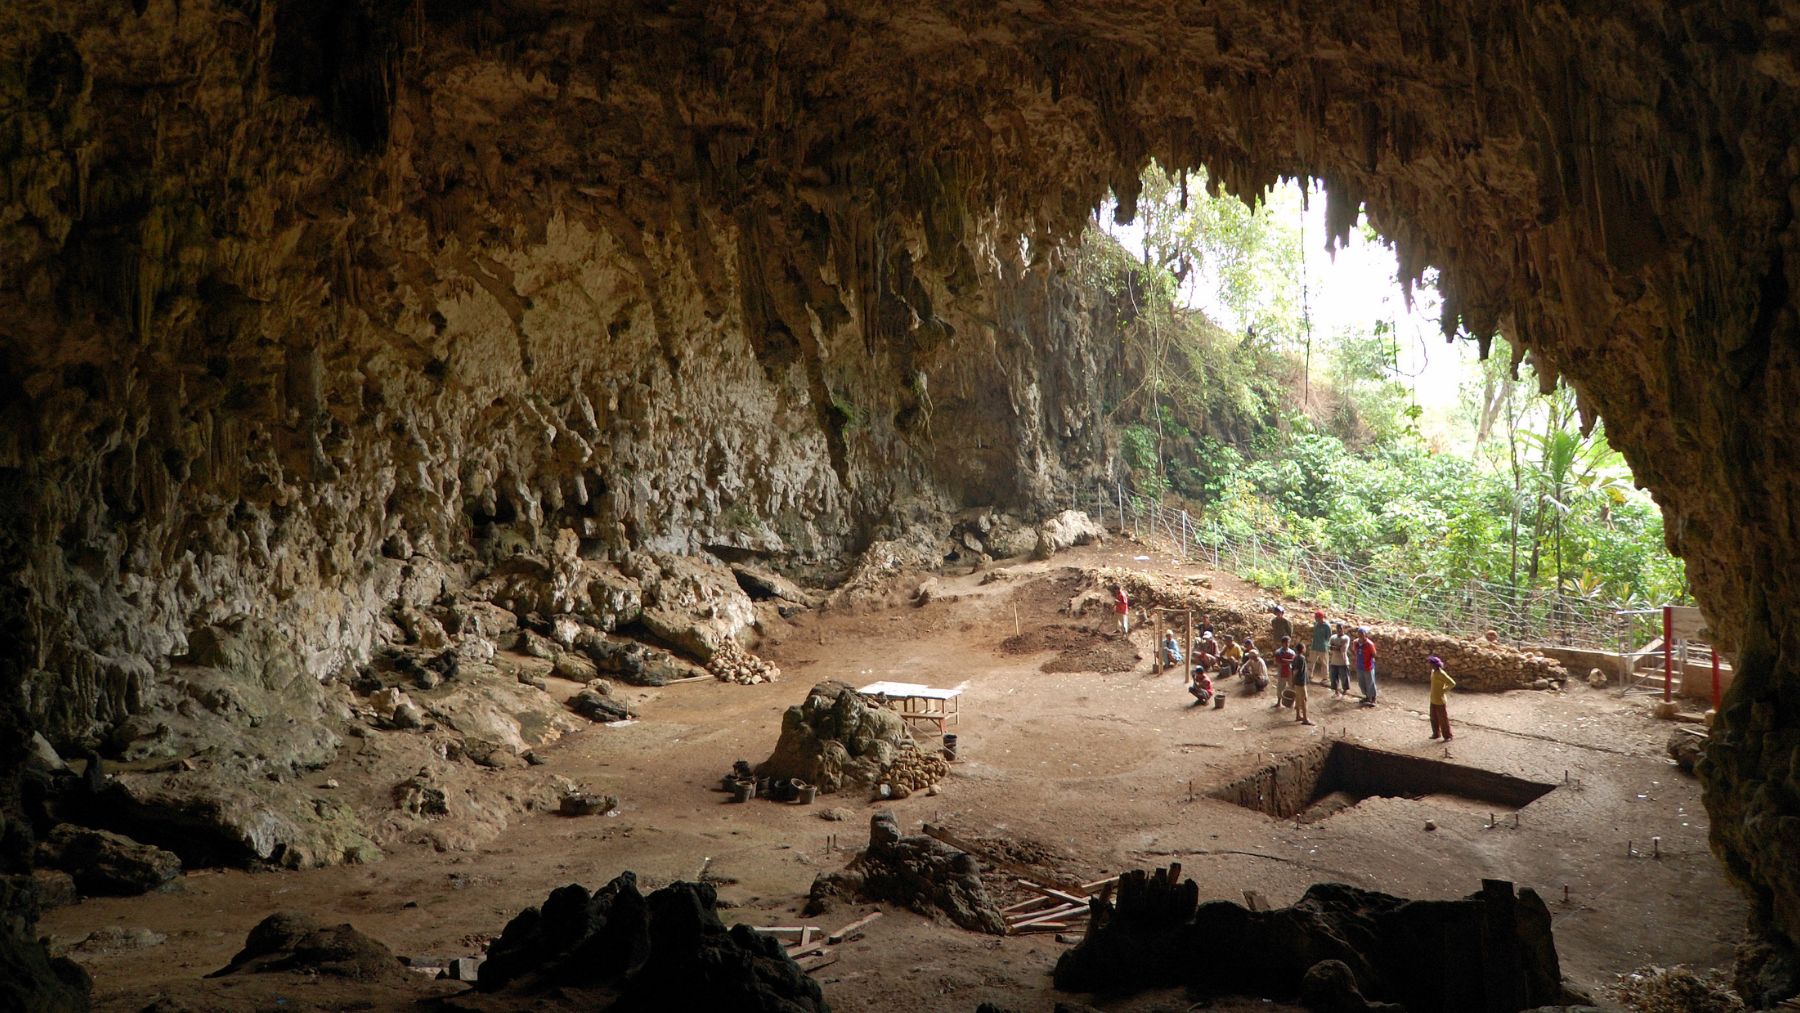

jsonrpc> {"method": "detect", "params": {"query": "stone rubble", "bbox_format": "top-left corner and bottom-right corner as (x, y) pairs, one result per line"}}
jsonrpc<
(805, 811), (1006, 934)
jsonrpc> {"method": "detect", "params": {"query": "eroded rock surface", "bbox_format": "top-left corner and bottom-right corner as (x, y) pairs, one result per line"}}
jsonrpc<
(2, 0), (1800, 989)
(807, 811), (1005, 935)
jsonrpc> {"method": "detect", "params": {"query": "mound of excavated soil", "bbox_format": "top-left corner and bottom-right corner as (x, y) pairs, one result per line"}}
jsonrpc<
(998, 624), (1141, 674)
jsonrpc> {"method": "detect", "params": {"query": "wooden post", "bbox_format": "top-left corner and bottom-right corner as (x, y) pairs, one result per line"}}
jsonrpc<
(1153, 613), (1163, 674)
(1711, 646), (1722, 710)
(1184, 610), (1193, 680)
(1663, 605), (1674, 703)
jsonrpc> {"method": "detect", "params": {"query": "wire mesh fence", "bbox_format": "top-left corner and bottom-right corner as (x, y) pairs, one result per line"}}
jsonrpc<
(1070, 481), (1646, 652)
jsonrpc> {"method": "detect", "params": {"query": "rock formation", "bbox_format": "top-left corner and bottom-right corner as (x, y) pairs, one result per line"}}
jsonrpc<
(2, 0), (1800, 1000)
(478, 872), (828, 1011)
(757, 681), (917, 794)
(807, 811), (1006, 935)
(1055, 867), (1577, 1012)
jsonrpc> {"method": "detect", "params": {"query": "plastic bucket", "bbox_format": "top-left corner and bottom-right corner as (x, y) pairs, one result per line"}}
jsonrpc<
(1281, 689), (1296, 708)
(797, 784), (818, 805)
(731, 779), (755, 802)
(942, 733), (959, 761)
(1214, 693), (1226, 710)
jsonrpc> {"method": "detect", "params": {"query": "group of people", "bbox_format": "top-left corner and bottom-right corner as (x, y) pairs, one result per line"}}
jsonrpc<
(1109, 582), (1457, 740)
(1154, 603), (1456, 739)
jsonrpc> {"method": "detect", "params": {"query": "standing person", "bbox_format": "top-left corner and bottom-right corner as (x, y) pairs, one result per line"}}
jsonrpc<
(1309, 611), (1331, 688)
(1292, 645), (1313, 725)
(1270, 605), (1293, 647)
(1111, 583), (1130, 635)
(1428, 655), (1456, 739)
(1273, 636), (1297, 708)
(1242, 640), (1269, 694)
(1328, 623), (1352, 699)
(1353, 627), (1379, 707)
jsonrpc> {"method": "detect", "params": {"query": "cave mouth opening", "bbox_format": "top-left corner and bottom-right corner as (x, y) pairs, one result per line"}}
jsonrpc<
(1210, 741), (1556, 823)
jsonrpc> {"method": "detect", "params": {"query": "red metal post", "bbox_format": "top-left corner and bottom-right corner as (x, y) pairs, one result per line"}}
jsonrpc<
(1663, 605), (1674, 703)
(1711, 647), (1722, 711)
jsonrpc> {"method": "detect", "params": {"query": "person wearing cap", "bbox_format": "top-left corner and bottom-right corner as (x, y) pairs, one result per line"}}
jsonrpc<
(1270, 605), (1292, 645)
(1327, 622), (1352, 699)
(1352, 627), (1379, 707)
(1308, 611), (1331, 688)
(1221, 634), (1243, 665)
(1428, 656), (1456, 739)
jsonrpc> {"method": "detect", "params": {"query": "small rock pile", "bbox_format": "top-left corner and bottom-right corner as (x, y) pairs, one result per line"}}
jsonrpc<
(210, 911), (410, 982)
(878, 744), (948, 799)
(806, 811), (1007, 934)
(1668, 728), (1709, 774)
(708, 639), (781, 685)
(757, 681), (912, 793)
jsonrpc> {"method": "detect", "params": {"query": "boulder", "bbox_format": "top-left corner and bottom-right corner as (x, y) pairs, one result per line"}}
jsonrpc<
(1032, 510), (1105, 560)
(210, 911), (407, 982)
(729, 562), (818, 607)
(569, 688), (634, 723)
(624, 553), (755, 662)
(37, 825), (180, 896)
(1668, 728), (1709, 773)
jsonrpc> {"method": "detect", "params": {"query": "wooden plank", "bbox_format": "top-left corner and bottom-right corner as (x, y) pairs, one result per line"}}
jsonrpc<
(1013, 921), (1077, 933)
(750, 926), (817, 936)
(826, 911), (882, 944)
(1016, 880), (1088, 906)
(798, 954), (838, 974)
(799, 927), (814, 947)
(786, 941), (828, 959)
(999, 895), (1057, 915)
(1010, 904), (1085, 929)
(1078, 876), (1119, 892)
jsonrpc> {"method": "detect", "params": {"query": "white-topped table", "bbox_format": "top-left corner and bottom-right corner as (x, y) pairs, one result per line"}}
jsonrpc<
(857, 681), (962, 734)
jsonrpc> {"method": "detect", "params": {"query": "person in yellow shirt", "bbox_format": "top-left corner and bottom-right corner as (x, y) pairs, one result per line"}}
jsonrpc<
(1428, 655), (1456, 741)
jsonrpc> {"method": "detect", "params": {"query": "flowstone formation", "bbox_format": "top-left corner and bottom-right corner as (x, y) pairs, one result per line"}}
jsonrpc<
(757, 682), (916, 795)
(1054, 867), (1579, 1012)
(4, 0), (1800, 1000)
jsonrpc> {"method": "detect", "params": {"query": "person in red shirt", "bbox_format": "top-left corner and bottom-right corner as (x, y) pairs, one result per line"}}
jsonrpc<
(1273, 636), (1297, 709)
(1110, 583), (1130, 634)
(1353, 627), (1379, 707)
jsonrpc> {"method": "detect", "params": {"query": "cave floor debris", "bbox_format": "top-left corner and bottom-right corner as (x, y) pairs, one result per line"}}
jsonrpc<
(43, 543), (1745, 1012)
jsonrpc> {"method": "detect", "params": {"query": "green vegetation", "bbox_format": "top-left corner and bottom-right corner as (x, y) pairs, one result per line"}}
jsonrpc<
(1084, 166), (1689, 621)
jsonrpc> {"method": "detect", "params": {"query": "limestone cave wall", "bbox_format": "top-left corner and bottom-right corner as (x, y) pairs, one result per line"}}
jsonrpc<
(4, 0), (1800, 1000)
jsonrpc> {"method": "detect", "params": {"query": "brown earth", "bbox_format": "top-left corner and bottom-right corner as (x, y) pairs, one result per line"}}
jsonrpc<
(41, 543), (1746, 1012)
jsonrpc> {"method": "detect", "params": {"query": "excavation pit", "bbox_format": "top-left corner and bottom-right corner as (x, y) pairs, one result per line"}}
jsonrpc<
(1211, 741), (1556, 823)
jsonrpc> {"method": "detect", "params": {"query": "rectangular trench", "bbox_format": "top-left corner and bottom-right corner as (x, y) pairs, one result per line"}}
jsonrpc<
(1210, 741), (1555, 821)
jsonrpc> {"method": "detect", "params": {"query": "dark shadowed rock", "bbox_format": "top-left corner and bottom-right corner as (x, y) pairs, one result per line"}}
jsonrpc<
(1055, 868), (1576, 1013)
(209, 911), (406, 981)
(806, 811), (1004, 934)
(475, 872), (827, 1011)
(36, 825), (180, 896)
(569, 688), (634, 723)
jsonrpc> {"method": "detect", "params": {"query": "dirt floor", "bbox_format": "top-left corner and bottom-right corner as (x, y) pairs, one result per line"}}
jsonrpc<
(41, 543), (1747, 1012)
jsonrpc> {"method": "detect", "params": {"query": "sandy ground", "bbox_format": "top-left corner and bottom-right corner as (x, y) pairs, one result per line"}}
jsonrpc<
(42, 543), (1746, 1012)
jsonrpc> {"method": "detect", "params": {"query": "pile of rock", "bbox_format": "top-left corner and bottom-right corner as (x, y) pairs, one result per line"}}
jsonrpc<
(476, 873), (826, 1011)
(1377, 633), (1565, 692)
(756, 681), (913, 794)
(1032, 510), (1106, 561)
(878, 744), (948, 799)
(805, 811), (1006, 934)
(35, 825), (180, 897)
(707, 639), (780, 685)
